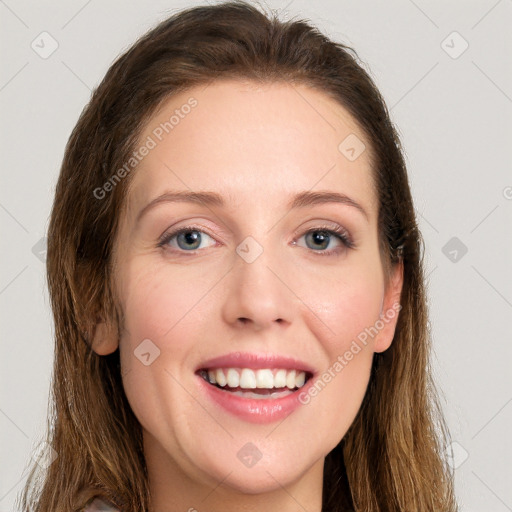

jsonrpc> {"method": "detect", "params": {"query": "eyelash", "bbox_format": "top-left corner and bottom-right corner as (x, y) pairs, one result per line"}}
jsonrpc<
(157, 224), (355, 256)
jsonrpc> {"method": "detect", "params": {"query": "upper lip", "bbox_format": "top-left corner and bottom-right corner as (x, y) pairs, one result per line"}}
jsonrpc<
(196, 351), (316, 375)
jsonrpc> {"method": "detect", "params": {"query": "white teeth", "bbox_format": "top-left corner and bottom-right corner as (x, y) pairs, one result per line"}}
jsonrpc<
(295, 371), (306, 387)
(286, 370), (296, 389)
(239, 369), (257, 389)
(215, 369), (227, 387)
(226, 368), (239, 388)
(202, 368), (307, 390)
(274, 369), (287, 388)
(256, 369), (274, 389)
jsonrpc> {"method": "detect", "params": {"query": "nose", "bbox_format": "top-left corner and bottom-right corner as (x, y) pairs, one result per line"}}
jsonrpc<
(221, 241), (296, 332)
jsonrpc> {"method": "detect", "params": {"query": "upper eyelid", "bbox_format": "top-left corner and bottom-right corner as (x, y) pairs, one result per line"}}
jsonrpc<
(159, 223), (353, 250)
(158, 225), (217, 246)
(159, 223), (348, 239)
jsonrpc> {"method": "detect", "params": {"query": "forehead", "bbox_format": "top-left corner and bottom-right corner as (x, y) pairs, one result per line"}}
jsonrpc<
(124, 79), (377, 221)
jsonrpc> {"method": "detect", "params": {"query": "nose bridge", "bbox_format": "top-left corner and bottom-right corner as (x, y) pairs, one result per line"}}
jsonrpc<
(222, 233), (296, 329)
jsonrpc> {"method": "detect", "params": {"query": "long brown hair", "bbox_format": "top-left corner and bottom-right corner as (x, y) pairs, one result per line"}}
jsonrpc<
(18, 1), (458, 510)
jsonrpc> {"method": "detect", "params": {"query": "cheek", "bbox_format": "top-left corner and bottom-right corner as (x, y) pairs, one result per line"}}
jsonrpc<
(116, 260), (215, 439)
(116, 260), (202, 409)
(284, 258), (383, 435)
(119, 258), (217, 343)
(298, 258), (384, 357)
(294, 274), (381, 448)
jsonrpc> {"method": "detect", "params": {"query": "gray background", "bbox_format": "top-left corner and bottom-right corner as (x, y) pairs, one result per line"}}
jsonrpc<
(1, 0), (511, 510)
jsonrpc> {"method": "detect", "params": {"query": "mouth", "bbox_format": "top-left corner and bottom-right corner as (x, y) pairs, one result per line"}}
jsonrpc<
(194, 352), (317, 423)
(196, 367), (313, 400)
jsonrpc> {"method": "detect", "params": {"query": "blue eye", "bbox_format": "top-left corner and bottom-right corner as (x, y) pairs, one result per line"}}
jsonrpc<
(158, 226), (217, 251)
(158, 224), (354, 256)
(297, 227), (354, 256)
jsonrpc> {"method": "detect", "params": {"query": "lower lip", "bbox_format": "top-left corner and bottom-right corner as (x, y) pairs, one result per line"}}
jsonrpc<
(196, 374), (314, 424)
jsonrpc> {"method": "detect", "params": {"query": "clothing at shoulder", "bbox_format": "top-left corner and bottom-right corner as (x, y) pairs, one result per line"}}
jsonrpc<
(82, 497), (120, 512)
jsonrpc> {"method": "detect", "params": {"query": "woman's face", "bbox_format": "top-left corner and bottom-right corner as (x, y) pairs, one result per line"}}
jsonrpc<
(94, 80), (402, 497)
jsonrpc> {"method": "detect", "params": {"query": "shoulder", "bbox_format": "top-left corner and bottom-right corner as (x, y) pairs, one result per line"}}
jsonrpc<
(82, 497), (120, 512)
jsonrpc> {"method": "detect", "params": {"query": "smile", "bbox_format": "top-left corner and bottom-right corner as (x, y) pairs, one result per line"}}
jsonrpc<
(195, 358), (316, 423)
(198, 367), (310, 395)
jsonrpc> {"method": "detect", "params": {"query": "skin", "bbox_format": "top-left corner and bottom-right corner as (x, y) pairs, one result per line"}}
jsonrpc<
(92, 80), (403, 512)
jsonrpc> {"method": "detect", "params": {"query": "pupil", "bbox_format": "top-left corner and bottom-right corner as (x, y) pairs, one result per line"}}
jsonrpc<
(179, 231), (200, 250)
(309, 231), (329, 250)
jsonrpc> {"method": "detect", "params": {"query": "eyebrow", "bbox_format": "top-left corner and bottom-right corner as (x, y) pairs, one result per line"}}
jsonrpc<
(136, 189), (369, 223)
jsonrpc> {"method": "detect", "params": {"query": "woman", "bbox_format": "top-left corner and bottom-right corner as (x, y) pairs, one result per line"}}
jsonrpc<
(19, 1), (458, 511)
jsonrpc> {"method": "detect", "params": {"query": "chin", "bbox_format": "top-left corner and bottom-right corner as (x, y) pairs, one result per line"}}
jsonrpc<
(211, 464), (301, 495)
(192, 444), (313, 495)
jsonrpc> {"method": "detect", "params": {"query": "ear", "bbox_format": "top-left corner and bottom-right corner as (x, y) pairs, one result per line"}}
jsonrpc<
(373, 260), (404, 353)
(90, 315), (119, 355)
